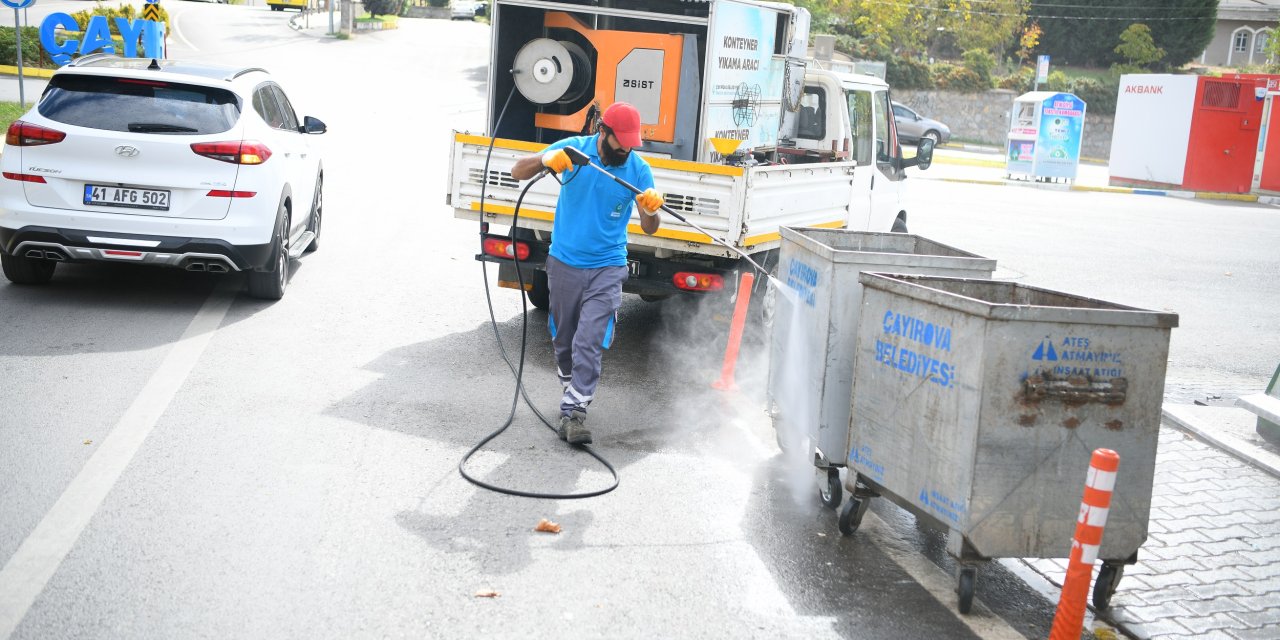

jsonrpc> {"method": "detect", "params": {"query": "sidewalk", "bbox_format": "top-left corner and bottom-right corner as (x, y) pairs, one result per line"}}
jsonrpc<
(1022, 405), (1280, 640)
(926, 145), (1280, 207)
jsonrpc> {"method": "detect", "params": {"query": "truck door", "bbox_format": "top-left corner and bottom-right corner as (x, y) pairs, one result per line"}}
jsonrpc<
(870, 89), (905, 231)
(846, 87), (874, 229)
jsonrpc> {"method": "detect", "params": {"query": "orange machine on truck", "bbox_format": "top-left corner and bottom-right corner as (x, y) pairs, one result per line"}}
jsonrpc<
(446, 0), (935, 308)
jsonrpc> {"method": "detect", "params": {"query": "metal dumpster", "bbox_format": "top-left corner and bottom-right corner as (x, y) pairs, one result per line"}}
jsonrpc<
(839, 273), (1178, 613)
(766, 227), (995, 508)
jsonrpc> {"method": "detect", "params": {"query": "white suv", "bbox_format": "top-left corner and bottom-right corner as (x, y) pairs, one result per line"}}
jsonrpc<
(0, 55), (326, 300)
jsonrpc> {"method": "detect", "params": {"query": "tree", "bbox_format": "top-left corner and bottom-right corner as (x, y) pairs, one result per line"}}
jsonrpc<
(1114, 23), (1165, 68)
(1266, 22), (1280, 71)
(363, 0), (403, 18)
(1017, 21), (1042, 66)
(1031, 0), (1216, 67)
(794, 0), (1027, 59)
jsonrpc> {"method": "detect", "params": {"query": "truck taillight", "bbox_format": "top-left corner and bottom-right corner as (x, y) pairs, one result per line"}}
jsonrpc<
(673, 272), (724, 292)
(6, 121), (66, 147)
(191, 141), (272, 165)
(483, 237), (530, 261)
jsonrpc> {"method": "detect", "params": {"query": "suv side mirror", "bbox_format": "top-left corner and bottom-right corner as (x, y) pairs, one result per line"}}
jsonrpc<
(301, 116), (327, 134)
(900, 138), (934, 170)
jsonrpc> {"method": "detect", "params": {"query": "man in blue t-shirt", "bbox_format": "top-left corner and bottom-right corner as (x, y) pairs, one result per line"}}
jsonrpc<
(510, 102), (664, 445)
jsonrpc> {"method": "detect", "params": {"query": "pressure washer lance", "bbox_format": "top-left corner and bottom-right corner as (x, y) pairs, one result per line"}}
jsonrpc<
(561, 146), (781, 287)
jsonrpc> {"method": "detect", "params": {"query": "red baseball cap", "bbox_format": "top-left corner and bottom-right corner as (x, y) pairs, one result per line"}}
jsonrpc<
(602, 102), (643, 148)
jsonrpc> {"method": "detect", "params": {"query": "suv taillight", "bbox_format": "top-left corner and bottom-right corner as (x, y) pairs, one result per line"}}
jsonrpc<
(6, 121), (66, 147)
(190, 141), (272, 165)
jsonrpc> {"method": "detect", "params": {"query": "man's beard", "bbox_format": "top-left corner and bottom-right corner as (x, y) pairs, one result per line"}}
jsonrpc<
(601, 145), (630, 167)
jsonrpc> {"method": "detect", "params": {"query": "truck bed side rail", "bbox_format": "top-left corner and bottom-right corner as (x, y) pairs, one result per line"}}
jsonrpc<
(447, 132), (856, 257)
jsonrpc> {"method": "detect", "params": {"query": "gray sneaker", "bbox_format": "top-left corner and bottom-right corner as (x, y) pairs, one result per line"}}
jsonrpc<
(558, 410), (591, 445)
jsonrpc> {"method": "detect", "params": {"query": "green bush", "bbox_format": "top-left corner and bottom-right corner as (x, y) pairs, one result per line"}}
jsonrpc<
(1046, 70), (1071, 92)
(960, 49), (996, 88)
(1068, 76), (1118, 115)
(995, 66), (1034, 92)
(886, 56), (932, 90)
(70, 3), (171, 33)
(933, 63), (988, 93)
(0, 27), (55, 69)
(363, 0), (404, 17)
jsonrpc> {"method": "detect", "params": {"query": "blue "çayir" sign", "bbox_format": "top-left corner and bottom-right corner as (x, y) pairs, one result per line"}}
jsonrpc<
(38, 13), (166, 65)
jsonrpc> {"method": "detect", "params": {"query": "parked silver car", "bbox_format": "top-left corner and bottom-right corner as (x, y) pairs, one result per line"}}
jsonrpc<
(451, 1), (479, 19)
(892, 101), (951, 146)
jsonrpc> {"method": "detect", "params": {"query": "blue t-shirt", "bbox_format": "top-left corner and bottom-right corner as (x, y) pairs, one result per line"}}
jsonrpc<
(543, 135), (655, 269)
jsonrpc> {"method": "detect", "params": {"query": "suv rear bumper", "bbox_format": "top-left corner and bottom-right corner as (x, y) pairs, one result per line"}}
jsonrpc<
(0, 226), (274, 272)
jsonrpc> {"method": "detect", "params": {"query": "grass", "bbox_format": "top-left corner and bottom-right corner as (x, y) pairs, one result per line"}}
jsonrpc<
(0, 101), (29, 133)
(356, 13), (398, 25)
(1055, 65), (1114, 82)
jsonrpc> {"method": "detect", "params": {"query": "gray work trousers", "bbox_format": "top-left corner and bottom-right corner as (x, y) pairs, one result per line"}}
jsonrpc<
(545, 255), (628, 417)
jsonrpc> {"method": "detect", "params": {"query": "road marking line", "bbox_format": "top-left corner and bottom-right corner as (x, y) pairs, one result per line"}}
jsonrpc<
(168, 4), (199, 52)
(0, 283), (235, 639)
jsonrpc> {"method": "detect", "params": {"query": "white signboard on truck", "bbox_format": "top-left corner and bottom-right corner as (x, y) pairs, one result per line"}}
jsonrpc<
(703, 0), (788, 153)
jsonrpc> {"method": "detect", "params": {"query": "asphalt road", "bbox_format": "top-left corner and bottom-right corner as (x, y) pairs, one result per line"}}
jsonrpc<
(4, 7), (1276, 639)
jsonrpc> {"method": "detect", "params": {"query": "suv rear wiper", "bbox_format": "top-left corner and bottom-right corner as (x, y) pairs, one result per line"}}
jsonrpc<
(127, 123), (199, 133)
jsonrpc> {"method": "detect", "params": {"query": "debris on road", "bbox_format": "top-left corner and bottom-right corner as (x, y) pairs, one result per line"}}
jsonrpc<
(534, 518), (562, 534)
(474, 590), (500, 598)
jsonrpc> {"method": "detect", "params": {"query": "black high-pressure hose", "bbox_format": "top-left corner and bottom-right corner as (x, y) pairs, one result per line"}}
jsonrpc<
(458, 85), (620, 499)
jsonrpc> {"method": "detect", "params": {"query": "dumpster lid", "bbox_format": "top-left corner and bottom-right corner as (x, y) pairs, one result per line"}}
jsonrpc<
(781, 227), (996, 271)
(858, 273), (1180, 328)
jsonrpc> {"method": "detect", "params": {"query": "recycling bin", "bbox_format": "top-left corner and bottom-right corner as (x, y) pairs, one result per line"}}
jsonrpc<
(766, 227), (995, 507)
(839, 273), (1178, 613)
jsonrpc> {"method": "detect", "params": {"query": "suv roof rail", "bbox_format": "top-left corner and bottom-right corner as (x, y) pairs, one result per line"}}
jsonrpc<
(230, 67), (269, 81)
(67, 52), (120, 67)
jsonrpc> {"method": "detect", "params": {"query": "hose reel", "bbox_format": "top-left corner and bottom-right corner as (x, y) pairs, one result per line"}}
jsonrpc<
(512, 38), (593, 105)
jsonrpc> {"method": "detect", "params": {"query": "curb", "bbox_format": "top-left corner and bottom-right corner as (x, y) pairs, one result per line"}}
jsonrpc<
(934, 174), (1277, 204)
(1162, 404), (1280, 480)
(0, 65), (55, 79)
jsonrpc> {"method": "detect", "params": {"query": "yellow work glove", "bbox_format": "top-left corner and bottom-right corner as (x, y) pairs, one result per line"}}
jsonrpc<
(542, 149), (573, 174)
(636, 188), (664, 215)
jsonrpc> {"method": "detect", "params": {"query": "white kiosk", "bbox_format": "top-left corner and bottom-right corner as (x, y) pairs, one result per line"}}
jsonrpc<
(1006, 92), (1086, 183)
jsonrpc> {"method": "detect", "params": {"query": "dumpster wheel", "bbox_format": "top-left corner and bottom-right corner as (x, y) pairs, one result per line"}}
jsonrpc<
(819, 468), (842, 509)
(1093, 562), (1125, 609)
(957, 566), (977, 614)
(837, 495), (871, 535)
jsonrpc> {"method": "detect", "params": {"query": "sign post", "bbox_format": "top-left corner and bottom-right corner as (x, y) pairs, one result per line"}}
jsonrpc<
(1035, 54), (1050, 92)
(2, 0), (37, 106)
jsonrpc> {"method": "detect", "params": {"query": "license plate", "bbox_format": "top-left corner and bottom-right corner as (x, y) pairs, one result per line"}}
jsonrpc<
(627, 260), (644, 277)
(83, 184), (171, 211)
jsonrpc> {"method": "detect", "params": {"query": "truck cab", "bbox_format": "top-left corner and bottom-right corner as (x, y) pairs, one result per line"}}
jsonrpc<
(788, 69), (927, 234)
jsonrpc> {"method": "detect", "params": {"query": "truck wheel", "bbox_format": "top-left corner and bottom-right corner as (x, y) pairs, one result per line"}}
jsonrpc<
(891, 213), (908, 233)
(525, 268), (550, 310)
(1, 252), (56, 285)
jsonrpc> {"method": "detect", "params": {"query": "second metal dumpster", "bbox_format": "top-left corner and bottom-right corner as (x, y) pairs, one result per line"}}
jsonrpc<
(839, 273), (1178, 613)
(767, 227), (995, 508)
